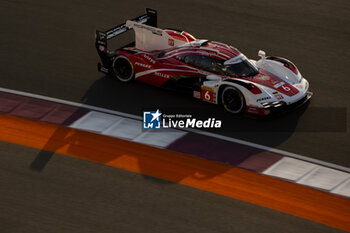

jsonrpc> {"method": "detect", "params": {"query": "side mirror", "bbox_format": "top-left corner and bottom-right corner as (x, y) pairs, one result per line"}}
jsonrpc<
(206, 74), (221, 81)
(258, 50), (266, 58)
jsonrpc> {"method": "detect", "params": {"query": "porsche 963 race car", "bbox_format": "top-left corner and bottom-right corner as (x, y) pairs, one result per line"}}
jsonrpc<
(95, 8), (312, 116)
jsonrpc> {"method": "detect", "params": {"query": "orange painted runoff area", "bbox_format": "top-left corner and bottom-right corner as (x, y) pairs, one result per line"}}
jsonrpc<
(0, 113), (349, 232)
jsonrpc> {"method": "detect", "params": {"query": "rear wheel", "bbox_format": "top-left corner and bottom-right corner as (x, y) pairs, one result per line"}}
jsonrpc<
(221, 86), (245, 114)
(112, 55), (134, 82)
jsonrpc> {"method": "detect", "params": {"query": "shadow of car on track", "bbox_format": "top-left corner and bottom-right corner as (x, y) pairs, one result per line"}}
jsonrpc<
(29, 124), (233, 184)
(81, 75), (308, 139)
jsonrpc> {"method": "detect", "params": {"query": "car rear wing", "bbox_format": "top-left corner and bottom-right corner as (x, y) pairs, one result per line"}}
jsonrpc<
(95, 8), (157, 74)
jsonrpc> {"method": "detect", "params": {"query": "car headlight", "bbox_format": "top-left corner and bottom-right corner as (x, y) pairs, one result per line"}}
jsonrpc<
(304, 79), (309, 90)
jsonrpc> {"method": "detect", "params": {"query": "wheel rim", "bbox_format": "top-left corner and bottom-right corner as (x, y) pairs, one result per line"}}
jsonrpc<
(222, 88), (244, 113)
(114, 57), (133, 81)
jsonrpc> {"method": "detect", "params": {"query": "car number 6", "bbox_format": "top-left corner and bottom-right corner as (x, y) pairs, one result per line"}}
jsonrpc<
(205, 91), (211, 100)
(282, 85), (291, 92)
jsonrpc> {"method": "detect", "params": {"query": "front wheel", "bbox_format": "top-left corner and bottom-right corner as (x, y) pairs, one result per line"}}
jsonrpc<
(112, 55), (134, 82)
(221, 86), (245, 114)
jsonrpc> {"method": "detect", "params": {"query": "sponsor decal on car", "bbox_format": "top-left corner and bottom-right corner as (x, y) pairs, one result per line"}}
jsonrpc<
(193, 90), (201, 99)
(168, 38), (175, 46)
(135, 62), (151, 69)
(273, 92), (284, 100)
(247, 107), (259, 114)
(154, 72), (170, 79)
(106, 25), (128, 39)
(256, 96), (271, 102)
(143, 54), (156, 64)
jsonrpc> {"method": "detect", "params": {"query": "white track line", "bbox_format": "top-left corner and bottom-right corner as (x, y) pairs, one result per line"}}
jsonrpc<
(1, 86), (349, 173)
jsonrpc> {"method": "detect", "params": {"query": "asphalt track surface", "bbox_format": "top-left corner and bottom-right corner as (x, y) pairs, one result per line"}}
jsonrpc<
(0, 0), (349, 232)
(1, 141), (346, 233)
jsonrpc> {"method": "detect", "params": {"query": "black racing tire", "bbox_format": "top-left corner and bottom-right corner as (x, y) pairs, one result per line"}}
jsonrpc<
(112, 55), (135, 82)
(221, 86), (246, 114)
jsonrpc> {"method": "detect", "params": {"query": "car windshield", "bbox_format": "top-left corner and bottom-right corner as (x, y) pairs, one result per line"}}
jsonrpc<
(221, 57), (259, 77)
(178, 53), (259, 77)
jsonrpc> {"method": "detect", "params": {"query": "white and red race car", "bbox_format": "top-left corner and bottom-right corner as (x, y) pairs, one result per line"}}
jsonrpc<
(95, 8), (312, 116)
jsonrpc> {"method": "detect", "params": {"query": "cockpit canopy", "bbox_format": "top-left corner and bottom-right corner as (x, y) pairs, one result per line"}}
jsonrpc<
(179, 54), (259, 77)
